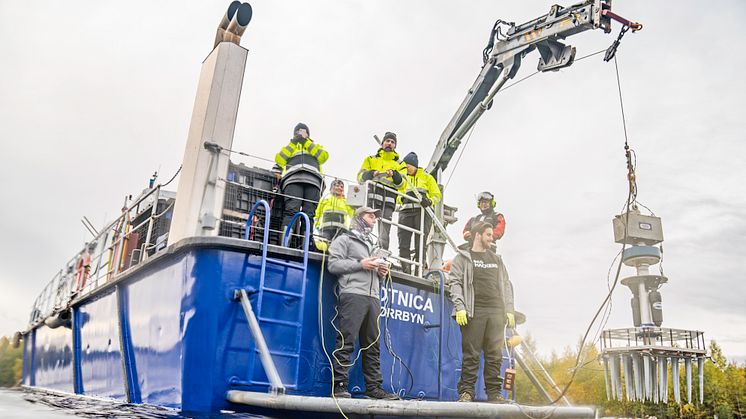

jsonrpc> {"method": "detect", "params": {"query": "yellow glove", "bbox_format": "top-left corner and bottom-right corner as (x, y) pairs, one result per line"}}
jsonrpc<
(507, 335), (522, 348)
(314, 238), (328, 252)
(505, 312), (515, 328)
(455, 310), (468, 326)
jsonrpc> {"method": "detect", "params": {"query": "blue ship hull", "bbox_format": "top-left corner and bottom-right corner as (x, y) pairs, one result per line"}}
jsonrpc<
(22, 237), (484, 414)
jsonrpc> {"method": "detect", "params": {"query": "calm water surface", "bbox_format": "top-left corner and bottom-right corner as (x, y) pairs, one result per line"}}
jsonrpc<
(0, 388), (278, 419)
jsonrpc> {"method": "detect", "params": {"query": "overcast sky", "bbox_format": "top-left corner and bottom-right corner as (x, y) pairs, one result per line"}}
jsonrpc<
(1, 1), (744, 363)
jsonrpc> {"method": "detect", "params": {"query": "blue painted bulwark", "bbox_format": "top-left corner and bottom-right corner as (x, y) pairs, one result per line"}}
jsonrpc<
(77, 289), (126, 400)
(33, 323), (73, 393)
(22, 236), (507, 413)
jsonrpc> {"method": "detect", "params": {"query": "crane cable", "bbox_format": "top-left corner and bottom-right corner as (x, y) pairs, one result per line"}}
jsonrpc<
(546, 54), (637, 406)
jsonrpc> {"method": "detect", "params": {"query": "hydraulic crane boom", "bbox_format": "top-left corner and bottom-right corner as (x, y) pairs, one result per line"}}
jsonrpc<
(426, 0), (639, 177)
(423, 0), (639, 270)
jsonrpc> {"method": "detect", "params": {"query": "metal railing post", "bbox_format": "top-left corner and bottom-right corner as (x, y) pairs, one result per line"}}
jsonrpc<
(245, 199), (271, 286)
(418, 208), (425, 276)
(141, 186), (161, 261)
(424, 270), (447, 400)
(282, 212), (311, 263)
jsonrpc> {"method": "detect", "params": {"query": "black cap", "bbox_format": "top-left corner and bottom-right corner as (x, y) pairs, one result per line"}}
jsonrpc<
(383, 132), (397, 144)
(402, 152), (418, 167)
(294, 122), (309, 135)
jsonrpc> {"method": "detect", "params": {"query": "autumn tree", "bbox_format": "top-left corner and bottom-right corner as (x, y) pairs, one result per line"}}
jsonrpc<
(0, 335), (23, 387)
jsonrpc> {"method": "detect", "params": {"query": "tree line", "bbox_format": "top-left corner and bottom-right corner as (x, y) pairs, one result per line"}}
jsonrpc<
(0, 335), (23, 387)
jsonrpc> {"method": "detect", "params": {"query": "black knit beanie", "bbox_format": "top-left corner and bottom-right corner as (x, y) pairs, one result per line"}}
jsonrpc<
(294, 122), (309, 135)
(383, 131), (397, 145)
(402, 152), (418, 167)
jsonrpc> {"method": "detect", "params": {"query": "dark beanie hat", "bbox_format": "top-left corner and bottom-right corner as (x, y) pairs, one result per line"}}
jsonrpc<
(402, 152), (418, 167)
(383, 131), (397, 144)
(294, 122), (309, 135)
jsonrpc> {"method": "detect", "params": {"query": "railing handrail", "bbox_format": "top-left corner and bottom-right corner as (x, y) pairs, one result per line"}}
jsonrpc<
(28, 185), (173, 328)
(245, 199), (271, 287)
(220, 175), (443, 277)
(282, 212), (311, 266)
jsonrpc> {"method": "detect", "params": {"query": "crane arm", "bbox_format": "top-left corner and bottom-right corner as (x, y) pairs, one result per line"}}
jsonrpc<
(426, 0), (639, 177)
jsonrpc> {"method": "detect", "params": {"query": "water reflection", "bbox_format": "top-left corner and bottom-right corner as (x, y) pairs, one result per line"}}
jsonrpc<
(18, 388), (276, 419)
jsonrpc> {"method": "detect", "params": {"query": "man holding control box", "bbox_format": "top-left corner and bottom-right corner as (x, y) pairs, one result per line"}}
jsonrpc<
(327, 206), (398, 400)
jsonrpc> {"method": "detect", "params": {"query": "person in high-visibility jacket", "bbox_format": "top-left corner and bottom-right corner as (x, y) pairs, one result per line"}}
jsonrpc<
(314, 179), (354, 244)
(275, 122), (329, 247)
(397, 152), (442, 274)
(357, 132), (405, 251)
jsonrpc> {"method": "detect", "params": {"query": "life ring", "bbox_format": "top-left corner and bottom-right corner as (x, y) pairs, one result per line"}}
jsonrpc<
(74, 252), (92, 292)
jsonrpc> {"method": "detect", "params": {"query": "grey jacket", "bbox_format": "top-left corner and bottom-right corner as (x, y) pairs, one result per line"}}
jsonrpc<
(446, 246), (514, 318)
(327, 231), (381, 298)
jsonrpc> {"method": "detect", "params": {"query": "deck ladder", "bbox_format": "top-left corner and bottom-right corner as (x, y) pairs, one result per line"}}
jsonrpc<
(231, 200), (311, 393)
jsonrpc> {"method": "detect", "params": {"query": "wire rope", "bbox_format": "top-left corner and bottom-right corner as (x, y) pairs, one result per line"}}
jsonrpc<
(547, 53), (637, 406)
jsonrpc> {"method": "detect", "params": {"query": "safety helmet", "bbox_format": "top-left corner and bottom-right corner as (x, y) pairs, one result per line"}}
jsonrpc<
(476, 191), (496, 208)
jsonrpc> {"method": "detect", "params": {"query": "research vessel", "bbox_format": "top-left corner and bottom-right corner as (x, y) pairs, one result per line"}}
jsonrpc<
(16, 1), (648, 417)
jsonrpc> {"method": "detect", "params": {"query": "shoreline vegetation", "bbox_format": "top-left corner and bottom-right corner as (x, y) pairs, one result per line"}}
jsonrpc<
(1, 334), (743, 417)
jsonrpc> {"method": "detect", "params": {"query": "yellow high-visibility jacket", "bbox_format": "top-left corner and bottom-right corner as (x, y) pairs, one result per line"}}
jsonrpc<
(314, 194), (354, 230)
(357, 149), (406, 189)
(398, 168), (442, 210)
(274, 138), (329, 178)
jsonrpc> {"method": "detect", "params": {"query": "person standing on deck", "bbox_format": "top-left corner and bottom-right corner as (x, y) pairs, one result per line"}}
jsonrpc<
(357, 132), (405, 251)
(396, 152), (441, 274)
(447, 221), (515, 403)
(463, 191), (506, 253)
(275, 123), (328, 247)
(313, 179), (354, 250)
(327, 207), (399, 400)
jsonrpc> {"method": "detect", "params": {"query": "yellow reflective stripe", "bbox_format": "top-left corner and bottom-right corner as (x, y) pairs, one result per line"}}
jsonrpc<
(357, 168), (366, 182)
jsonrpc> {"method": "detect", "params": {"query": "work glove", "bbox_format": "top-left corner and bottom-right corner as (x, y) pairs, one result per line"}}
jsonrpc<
(455, 310), (468, 326)
(505, 312), (515, 328)
(420, 196), (432, 208)
(391, 170), (403, 185)
(507, 335), (522, 348)
(314, 238), (328, 252)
